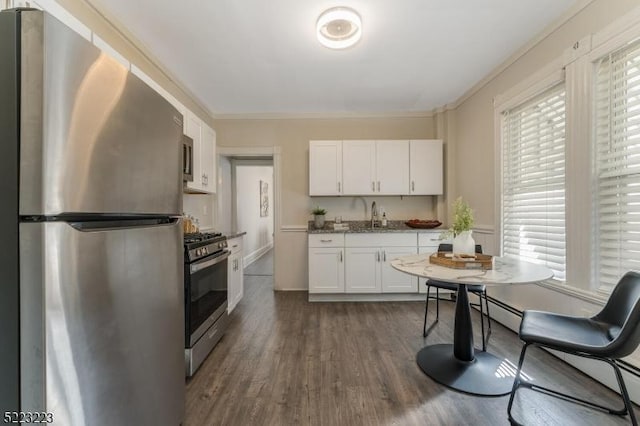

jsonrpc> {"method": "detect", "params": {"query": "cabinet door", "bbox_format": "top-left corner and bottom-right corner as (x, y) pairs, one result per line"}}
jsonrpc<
(345, 247), (381, 293)
(417, 245), (440, 294)
(381, 247), (418, 293)
(201, 125), (216, 194)
(229, 253), (245, 312)
(376, 140), (410, 195)
(309, 248), (345, 293)
(184, 113), (203, 192)
(342, 140), (376, 195)
(309, 140), (342, 195)
(409, 140), (443, 195)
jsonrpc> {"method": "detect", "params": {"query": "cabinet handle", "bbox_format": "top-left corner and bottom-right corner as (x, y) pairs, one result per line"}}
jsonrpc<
(338, 182), (341, 193)
(412, 181), (415, 191)
(383, 251), (386, 262)
(377, 181), (380, 192)
(232, 244), (238, 248)
(376, 251), (380, 262)
(339, 251), (343, 262)
(372, 182), (375, 191)
(320, 239), (333, 243)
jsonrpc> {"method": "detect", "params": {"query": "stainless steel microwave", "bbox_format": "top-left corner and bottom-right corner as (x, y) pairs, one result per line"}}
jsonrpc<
(182, 135), (194, 182)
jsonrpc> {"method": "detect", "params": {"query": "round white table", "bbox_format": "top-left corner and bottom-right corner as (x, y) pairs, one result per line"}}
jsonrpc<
(391, 253), (553, 397)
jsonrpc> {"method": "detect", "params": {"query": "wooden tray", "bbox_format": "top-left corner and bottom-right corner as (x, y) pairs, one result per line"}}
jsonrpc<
(429, 252), (493, 270)
(404, 220), (442, 229)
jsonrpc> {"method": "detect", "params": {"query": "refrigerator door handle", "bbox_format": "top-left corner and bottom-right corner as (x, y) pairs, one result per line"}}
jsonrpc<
(69, 217), (179, 232)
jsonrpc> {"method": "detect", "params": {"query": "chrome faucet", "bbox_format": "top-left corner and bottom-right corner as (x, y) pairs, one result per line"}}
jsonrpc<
(371, 201), (379, 228)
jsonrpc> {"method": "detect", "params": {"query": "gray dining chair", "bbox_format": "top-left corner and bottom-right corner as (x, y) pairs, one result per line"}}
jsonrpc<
(507, 271), (640, 425)
(422, 243), (492, 351)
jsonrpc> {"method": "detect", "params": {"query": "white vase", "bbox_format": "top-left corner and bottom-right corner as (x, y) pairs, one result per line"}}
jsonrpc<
(314, 215), (325, 229)
(453, 230), (475, 255)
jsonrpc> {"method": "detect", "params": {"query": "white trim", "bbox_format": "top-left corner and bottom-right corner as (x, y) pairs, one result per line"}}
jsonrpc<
(217, 146), (282, 290)
(590, 16), (640, 62)
(309, 293), (427, 302)
(281, 225), (307, 232)
(591, 4), (640, 54)
(535, 279), (607, 305)
(493, 59), (565, 112)
(243, 242), (274, 268)
(472, 224), (494, 234)
(211, 110), (434, 120)
(217, 146), (281, 156)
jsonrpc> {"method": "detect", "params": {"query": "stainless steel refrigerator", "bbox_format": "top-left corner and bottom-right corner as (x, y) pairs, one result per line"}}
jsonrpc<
(0, 9), (185, 425)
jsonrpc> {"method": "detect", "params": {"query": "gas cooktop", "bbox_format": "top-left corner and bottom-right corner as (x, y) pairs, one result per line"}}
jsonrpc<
(184, 232), (223, 245)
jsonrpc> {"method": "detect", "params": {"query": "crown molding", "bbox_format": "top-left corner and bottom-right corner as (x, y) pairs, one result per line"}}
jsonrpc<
(211, 110), (434, 120)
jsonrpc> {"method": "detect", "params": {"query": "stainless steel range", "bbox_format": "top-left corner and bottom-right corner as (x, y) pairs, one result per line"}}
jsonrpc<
(184, 232), (230, 376)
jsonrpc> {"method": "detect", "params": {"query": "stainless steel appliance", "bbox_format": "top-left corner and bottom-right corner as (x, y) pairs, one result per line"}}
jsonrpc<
(183, 134), (194, 182)
(184, 232), (230, 376)
(0, 9), (185, 425)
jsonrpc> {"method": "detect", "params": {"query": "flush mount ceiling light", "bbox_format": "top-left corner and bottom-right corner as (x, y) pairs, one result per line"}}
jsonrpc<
(316, 7), (362, 49)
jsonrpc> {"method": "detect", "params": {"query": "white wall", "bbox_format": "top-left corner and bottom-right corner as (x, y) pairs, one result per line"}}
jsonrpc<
(235, 163), (274, 262)
(216, 156), (233, 232)
(183, 194), (215, 231)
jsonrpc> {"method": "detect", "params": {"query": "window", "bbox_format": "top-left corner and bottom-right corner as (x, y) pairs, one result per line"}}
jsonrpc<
(502, 83), (567, 281)
(594, 38), (640, 290)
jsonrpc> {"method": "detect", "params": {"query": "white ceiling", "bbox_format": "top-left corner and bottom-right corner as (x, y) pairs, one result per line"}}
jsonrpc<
(90, 0), (578, 117)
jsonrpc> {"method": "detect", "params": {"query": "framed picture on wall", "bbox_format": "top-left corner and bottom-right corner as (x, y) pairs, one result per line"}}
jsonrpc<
(260, 180), (269, 217)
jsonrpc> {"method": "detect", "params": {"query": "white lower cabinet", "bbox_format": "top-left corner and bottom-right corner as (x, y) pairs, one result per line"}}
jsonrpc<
(345, 247), (381, 293)
(227, 236), (244, 312)
(308, 231), (445, 296)
(381, 247), (419, 293)
(309, 247), (345, 293)
(308, 234), (345, 294)
(345, 246), (418, 293)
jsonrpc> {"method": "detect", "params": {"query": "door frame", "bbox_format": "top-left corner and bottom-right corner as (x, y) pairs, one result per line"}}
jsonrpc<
(217, 146), (281, 288)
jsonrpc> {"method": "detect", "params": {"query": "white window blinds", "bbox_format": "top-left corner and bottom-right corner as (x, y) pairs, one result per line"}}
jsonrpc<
(502, 83), (566, 281)
(594, 38), (640, 290)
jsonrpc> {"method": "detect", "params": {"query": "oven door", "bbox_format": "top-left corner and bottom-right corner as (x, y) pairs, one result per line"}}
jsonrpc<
(185, 250), (229, 347)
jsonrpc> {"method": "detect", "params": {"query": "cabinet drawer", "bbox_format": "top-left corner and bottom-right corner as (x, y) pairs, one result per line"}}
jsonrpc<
(345, 233), (416, 247)
(418, 232), (448, 247)
(227, 236), (243, 254)
(308, 233), (345, 247)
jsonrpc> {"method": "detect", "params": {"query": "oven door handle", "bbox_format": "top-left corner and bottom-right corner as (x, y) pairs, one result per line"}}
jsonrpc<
(190, 251), (230, 273)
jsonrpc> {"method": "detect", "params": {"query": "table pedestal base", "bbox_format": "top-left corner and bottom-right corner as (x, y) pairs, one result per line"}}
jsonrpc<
(417, 344), (513, 396)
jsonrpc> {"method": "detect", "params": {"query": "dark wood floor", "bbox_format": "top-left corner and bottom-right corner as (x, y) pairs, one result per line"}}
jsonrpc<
(244, 248), (273, 276)
(185, 275), (636, 425)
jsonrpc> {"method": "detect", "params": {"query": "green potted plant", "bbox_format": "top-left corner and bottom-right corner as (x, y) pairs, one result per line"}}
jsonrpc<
(449, 197), (475, 255)
(312, 206), (327, 229)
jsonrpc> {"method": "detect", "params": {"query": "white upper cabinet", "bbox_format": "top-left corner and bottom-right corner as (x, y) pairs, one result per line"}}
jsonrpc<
(376, 140), (410, 195)
(342, 140), (376, 195)
(201, 124), (216, 193)
(184, 115), (216, 194)
(409, 140), (443, 195)
(309, 139), (442, 196)
(309, 140), (342, 195)
(92, 34), (129, 69)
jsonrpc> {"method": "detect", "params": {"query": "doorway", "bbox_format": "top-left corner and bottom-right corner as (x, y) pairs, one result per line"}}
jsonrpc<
(218, 152), (276, 284)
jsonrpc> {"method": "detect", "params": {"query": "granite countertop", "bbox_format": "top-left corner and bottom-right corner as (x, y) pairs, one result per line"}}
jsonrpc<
(308, 220), (446, 234)
(220, 230), (247, 239)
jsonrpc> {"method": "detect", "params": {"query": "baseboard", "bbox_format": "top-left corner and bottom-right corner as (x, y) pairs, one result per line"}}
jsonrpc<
(309, 293), (427, 302)
(243, 242), (273, 267)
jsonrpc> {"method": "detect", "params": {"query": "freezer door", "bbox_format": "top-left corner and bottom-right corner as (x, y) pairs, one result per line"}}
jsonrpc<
(20, 221), (184, 425)
(19, 11), (183, 216)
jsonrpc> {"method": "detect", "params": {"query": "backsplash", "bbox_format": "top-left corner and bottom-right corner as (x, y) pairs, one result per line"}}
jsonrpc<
(309, 196), (436, 222)
(183, 193), (216, 231)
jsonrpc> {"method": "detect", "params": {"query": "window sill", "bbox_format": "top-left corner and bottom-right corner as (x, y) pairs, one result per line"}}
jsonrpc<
(535, 279), (608, 305)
